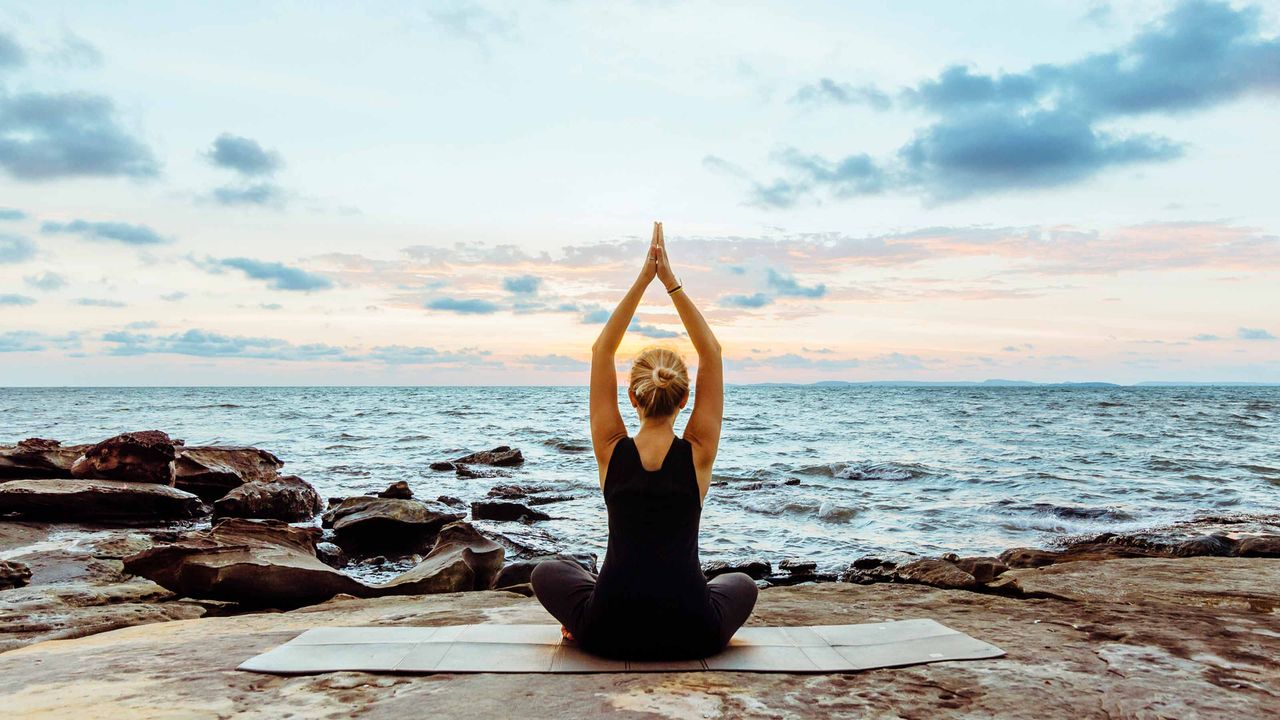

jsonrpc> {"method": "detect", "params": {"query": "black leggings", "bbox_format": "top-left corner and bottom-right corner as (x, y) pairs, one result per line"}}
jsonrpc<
(530, 558), (759, 657)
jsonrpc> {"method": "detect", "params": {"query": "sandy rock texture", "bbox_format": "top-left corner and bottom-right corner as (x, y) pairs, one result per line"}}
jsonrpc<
(1, 556), (1275, 719)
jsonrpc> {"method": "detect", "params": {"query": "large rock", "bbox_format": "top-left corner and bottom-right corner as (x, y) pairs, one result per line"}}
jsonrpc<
(0, 438), (88, 480)
(212, 475), (323, 522)
(703, 557), (772, 580)
(322, 496), (464, 554)
(123, 518), (370, 608)
(0, 560), (31, 590)
(453, 445), (524, 467)
(174, 446), (284, 501)
(70, 431), (178, 485)
(493, 553), (598, 588)
(895, 558), (978, 589)
(0, 479), (207, 521)
(470, 500), (552, 522)
(380, 521), (504, 594)
(1237, 535), (1280, 557)
(2, 558), (1277, 718)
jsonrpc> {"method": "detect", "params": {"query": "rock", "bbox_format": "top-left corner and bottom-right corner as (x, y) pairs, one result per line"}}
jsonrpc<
(7, 557), (1279, 718)
(1236, 535), (1280, 557)
(779, 558), (817, 574)
(123, 518), (370, 608)
(703, 558), (771, 580)
(437, 495), (464, 506)
(173, 446), (284, 501)
(456, 465), (508, 479)
(1173, 534), (1238, 557)
(470, 500), (552, 522)
(429, 461), (454, 471)
(322, 496), (465, 554)
(486, 483), (550, 499)
(851, 556), (894, 571)
(69, 431), (178, 485)
(315, 542), (347, 569)
(0, 479), (207, 521)
(0, 438), (88, 480)
(783, 478), (801, 485)
(953, 556), (1009, 584)
(7, 549), (126, 586)
(378, 481), (413, 499)
(999, 547), (1062, 568)
(0, 560), (31, 590)
(454, 445), (524, 467)
(212, 475), (324, 522)
(493, 553), (597, 588)
(495, 582), (534, 597)
(379, 521), (505, 594)
(895, 559), (977, 589)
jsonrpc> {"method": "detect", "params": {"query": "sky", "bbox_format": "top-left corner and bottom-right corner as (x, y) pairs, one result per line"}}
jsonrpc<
(0, 0), (1278, 385)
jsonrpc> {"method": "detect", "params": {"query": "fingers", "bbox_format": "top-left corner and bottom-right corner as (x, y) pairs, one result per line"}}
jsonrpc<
(657, 221), (664, 247)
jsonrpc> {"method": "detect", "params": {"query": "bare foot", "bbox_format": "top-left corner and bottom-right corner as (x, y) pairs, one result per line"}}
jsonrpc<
(560, 625), (575, 642)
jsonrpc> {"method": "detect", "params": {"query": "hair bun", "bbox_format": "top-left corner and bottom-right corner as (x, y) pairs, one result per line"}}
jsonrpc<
(651, 366), (669, 388)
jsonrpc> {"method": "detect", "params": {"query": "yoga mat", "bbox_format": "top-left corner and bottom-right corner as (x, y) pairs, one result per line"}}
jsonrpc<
(237, 618), (1005, 674)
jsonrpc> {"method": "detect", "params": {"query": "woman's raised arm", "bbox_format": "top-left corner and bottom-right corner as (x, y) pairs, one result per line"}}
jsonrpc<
(654, 223), (723, 473)
(590, 223), (660, 486)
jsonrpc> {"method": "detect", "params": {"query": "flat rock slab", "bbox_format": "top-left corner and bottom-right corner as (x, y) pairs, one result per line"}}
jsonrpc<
(238, 619), (1004, 674)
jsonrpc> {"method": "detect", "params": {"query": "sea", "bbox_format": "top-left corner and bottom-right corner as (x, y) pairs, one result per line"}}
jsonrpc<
(2, 385), (1278, 573)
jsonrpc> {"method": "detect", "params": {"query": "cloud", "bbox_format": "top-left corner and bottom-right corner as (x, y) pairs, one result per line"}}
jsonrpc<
(73, 297), (127, 307)
(0, 207), (24, 220)
(427, 1), (513, 44)
(42, 219), (170, 245)
(518, 353), (589, 371)
(766, 269), (826, 298)
(0, 330), (81, 353)
(628, 320), (680, 339)
(211, 183), (285, 206)
(103, 328), (346, 361)
(1237, 327), (1276, 341)
(206, 257), (334, 291)
(581, 308), (611, 324)
(729, 353), (861, 371)
(503, 274), (541, 294)
(792, 78), (891, 110)
(48, 31), (103, 69)
(205, 133), (282, 176)
(1192, 333), (1221, 342)
(721, 292), (773, 308)
(0, 233), (35, 263)
(745, 0), (1280, 205)
(0, 32), (25, 69)
(0, 90), (159, 180)
(160, 291), (187, 302)
(426, 297), (499, 314)
(364, 345), (494, 365)
(0, 293), (35, 306)
(23, 271), (66, 290)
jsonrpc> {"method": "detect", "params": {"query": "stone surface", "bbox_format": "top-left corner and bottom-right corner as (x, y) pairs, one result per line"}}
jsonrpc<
(453, 445), (524, 467)
(0, 560), (31, 590)
(212, 475), (323, 522)
(174, 446), (284, 501)
(377, 481), (413, 499)
(778, 558), (817, 574)
(1, 557), (1277, 718)
(703, 558), (772, 580)
(895, 558), (978, 589)
(69, 431), (179, 485)
(322, 497), (465, 554)
(0, 438), (88, 480)
(1237, 535), (1280, 558)
(953, 556), (1009, 584)
(0, 479), (208, 522)
(493, 553), (597, 588)
(379, 521), (504, 595)
(470, 500), (552, 522)
(315, 542), (347, 569)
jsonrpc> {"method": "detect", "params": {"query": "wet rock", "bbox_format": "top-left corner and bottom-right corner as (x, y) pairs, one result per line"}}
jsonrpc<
(315, 542), (347, 569)
(0, 438), (88, 480)
(454, 445), (524, 467)
(703, 558), (771, 580)
(70, 431), (179, 485)
(779, 558), (818, 574)
(437, 495), (464, 506)
(82, 532), (155, 559)
(0, 479), (207, 522)
(486, 483), (550, 499)
(321, 496), (465, 554)
(0, 560), (31, 590)
(953, 556), (1009, 584)
(470, 500), (552, 522)
(8, 549), (126, 586)
(1237, 535), (1280, 557)
(377, 481), (413, 499)
(174, 446), (284, 501)
(999, 547), (1062, 568)
(1172, 534), (1238, 557)
(783, 478), (801, 485)
(456, 465), (508, 480)
(852, 556), (894, 571)
(123, 518), (369, 608)
(895, 559), (977, 589)
(380, 521), (505, 594)
(212, 475), (324, 522)
(495, 582), (534, 597)
(493, 553), (597, 588)
(429, 461), (454, 472)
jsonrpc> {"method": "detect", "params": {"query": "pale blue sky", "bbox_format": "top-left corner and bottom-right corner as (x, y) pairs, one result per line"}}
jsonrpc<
(1, 1), (1278, 384)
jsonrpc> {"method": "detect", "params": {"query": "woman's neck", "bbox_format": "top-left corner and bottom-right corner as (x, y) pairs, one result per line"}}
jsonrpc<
(637, 415), (676, 434)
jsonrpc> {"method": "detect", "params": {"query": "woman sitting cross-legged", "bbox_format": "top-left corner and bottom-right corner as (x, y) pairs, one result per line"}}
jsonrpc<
(531, 221), (758, 660)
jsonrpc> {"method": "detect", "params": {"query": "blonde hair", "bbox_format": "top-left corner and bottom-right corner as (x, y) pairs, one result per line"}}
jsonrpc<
(629, 347), (690, 418)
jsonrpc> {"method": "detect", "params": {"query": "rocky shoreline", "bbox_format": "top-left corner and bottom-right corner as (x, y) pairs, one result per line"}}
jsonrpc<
(2, 431), (1279, 715)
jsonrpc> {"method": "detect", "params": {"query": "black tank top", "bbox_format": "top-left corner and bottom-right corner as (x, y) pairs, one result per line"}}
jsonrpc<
(582, 435), (718, 659)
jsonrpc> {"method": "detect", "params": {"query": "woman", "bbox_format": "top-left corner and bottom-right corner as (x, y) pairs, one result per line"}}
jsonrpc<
(531, 221), (758, 660)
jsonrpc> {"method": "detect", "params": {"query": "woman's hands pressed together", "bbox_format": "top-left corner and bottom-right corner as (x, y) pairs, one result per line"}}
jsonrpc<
(653, 222), (679, 292)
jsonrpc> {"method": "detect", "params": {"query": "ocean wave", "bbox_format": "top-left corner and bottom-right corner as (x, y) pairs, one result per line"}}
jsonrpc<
(543, 437), (590, 453)
(796, 461), (936, 482)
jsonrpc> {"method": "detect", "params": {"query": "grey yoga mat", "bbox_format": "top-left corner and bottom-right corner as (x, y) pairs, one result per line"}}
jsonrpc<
(237, 618), (1005, 674)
